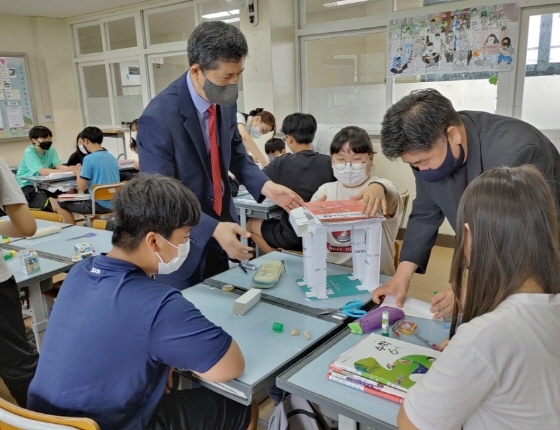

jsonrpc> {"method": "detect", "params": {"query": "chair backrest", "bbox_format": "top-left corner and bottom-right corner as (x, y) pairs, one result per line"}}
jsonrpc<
(30, 211), (64, 223)
(0, 398), (99, 430)
(91, 219), (107, 230)
(399, 189), (410, 230)
(91, 183), (124, 203)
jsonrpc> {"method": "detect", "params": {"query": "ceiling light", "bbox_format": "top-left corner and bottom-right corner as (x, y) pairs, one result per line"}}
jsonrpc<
(323, 0), (368, 7)
(201, 9), (239, 19)
(223, 17), (240, 23)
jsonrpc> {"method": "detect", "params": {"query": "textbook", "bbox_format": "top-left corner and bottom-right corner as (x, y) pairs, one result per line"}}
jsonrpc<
(46, 171), (74, 180)
(57, 194), (90, 201)
(304, 200), (377, 223)
(327, 365), (405, 398)
(326, 372), (404, 404)
(330, 333), (440, 392)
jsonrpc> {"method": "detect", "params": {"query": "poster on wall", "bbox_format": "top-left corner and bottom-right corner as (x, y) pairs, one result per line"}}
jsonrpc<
(0, 53), (35, 140)
(388, 3), (520, 77)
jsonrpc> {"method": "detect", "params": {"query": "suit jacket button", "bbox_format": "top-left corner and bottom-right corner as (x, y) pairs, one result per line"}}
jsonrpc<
(208, 197), (214, 202)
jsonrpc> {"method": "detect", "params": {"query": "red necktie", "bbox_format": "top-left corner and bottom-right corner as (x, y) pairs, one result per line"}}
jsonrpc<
(207, 105), (222, 216)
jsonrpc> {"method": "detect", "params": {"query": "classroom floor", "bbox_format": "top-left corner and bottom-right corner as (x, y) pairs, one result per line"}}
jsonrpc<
(1, 245), (455, 429)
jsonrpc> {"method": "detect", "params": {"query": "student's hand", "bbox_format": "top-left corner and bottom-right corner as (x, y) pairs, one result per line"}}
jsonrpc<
(261, 181), (304, 211)
(212, 222), (254, 261)
(438, 339), (450, 352)
(164, 366), (175, 394)
(430, 289), (455, 319)
(371, 272), (410, 306)
(352, 183), (387, 217)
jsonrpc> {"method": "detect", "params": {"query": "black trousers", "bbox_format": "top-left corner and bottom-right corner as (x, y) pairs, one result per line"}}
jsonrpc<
(0, 276), (38, 407)
(146, 387), (251, 430)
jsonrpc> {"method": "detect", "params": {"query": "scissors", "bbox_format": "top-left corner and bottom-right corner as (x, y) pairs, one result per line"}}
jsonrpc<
(66, 232), (97, 241)
(318, 300), (366, 318)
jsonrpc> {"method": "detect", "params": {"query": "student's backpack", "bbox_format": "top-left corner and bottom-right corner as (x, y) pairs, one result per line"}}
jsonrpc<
(267, 394), (329, 430)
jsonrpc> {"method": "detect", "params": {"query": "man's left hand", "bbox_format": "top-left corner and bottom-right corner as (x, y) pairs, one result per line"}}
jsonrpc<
(351, 183), (386, 217)
(261, 181), (304, 211)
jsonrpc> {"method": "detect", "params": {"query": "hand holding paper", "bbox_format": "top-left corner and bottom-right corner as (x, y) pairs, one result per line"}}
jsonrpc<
(379, 294), (438, 320)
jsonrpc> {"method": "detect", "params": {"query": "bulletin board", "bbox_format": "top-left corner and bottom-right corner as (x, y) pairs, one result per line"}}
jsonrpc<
(0, 53), (36, 141)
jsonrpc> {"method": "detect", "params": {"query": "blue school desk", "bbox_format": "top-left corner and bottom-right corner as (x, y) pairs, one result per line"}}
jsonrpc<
(277, 318), (450, 430)
(179, 283), (341, 405)
(5, 252), (73, 351)
(0, 216), (73, 243)
(233, 194), (282, 247)
(208, 251), (390, 317)
(6, 225), (113, 262)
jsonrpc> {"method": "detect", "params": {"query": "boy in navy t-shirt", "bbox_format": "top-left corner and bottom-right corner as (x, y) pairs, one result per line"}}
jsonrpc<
(28, 176), (257, 430)
(57, 126), (120, 224)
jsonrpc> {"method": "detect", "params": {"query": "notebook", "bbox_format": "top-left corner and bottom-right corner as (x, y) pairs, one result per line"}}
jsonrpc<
(46, 171), (74, 180)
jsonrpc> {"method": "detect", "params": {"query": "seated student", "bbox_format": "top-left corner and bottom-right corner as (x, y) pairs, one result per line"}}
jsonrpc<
(120, 119), (140, 181)
(311, 127), (402, 276)
(28, 175), (257, 430)
(16, 125), (76, 212)
(237, 108), (276, 166)
(398, 165), (560, 430)
(57, 126), (120, 225)
(66, 132), (88, 166)
(264, 137), (286, 161)
(247, 113), (336, 253)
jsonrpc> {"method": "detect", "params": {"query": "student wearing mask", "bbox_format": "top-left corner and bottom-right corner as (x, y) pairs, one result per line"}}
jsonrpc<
(373, 89), (560, 317)
(247, 113), (336, 253)
(264, 137), (286, 160)
(56, 126), (120, 225)
(16, 125), (77, 212)
(0, 156), (37, 407)
(28, 176), (258, 430)
(398, 166), (560, 430)
(66, 132), (88, 166)
(236, 108), (276, 166)
(311, 126), (402, 276)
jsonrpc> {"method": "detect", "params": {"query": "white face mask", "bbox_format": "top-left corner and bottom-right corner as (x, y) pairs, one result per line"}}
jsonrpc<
(78, 144), (88, 155)
(130, 131), (137, 140)
(333, 162), (368, 187)
(155, 234), (190, 275)
(249, 127), (262, 139)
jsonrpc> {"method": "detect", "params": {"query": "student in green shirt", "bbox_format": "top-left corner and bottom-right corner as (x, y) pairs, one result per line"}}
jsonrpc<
(16, 126), (76, 212)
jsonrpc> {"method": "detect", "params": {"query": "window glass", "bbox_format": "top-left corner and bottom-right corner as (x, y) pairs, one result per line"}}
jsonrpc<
(200, 0), (240, 28)
(77, 24), (103, 55)
(106, 17), (137, 50)
(147, 5), (196, 45)
(82, 64), (111, 125)
(110, 61), (144, 125)
(304, 0), (387, 25)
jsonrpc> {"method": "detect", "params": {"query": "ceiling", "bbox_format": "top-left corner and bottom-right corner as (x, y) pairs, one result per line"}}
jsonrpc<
(0, 0), (161, 19)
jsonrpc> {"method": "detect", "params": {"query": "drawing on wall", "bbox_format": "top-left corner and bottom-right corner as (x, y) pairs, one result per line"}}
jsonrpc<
(388, 3), (519, 77)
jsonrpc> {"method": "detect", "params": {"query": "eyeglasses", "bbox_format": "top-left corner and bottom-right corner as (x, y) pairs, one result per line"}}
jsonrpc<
(332, 161), (366, 171)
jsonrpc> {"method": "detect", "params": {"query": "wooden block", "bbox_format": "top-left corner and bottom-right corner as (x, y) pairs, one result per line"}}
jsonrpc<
(232, 288), (262, 315)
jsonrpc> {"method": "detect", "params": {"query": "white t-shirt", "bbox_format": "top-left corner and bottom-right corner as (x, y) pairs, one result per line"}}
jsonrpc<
(311, 124), (343, 156)
(405, 293), (560, 430)
(311, 175), (401, 276)
(236, 112), (252, 131)
(0, 157), (28, 282)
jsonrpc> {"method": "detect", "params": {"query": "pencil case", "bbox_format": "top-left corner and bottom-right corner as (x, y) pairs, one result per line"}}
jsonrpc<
(251, 260), (284, 289)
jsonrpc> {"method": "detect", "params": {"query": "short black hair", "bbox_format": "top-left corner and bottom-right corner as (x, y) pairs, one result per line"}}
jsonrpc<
(112, 175), (201, 252)
(330, 126), (376, 155)
(29, 126), (52, 141)
(187, 21), (248, 71)
(380, 89), (462, 160)
(265, 138), (285, 155)
(81, 126), (104, 145)
(281, 113), (317, 144)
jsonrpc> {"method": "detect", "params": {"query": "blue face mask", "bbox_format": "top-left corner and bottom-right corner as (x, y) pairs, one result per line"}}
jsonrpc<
(413, 141), (465, 183)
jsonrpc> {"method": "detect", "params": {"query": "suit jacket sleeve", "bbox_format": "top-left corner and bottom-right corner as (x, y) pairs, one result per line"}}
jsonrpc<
(399, 175), (446, 273)
(137, 113), (220, 239)
(227, 116), (270, 201)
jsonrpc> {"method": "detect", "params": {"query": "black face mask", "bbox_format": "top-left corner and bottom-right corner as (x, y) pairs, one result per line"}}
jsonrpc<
(38, 141), (53, 151)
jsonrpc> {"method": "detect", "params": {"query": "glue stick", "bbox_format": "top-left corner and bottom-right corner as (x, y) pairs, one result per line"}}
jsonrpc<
(381, 311), (389, 337)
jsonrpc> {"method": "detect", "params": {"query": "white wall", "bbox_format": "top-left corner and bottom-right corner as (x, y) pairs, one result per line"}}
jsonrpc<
(0, 14), (81, 165)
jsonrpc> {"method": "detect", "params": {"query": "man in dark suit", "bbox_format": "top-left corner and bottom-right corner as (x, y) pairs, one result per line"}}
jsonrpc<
(373, 89), (560, 316)
(137, 22), (302, 289)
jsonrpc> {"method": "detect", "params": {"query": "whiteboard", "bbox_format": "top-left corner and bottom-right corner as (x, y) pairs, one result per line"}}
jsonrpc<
(0, 52), (36, 142)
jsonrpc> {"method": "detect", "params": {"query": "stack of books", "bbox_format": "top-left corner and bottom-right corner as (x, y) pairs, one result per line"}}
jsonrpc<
(327, 333), (440, 403)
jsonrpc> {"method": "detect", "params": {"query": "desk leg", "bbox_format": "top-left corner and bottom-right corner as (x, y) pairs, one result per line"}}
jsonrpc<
(27, 282), (48, 352)
(239, 208), (248, 247)
(338, 415), (358, 430)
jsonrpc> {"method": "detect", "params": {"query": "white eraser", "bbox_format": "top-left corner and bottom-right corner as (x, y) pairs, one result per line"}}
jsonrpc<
(232, 288), (262, 315)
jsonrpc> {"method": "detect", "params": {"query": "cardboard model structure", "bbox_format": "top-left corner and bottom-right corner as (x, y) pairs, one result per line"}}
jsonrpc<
(289, 207), (384, 299)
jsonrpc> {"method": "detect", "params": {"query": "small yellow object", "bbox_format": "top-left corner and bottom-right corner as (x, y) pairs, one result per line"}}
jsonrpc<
(291, 329), (299, 336)
(221, 284), (234, 292)
(303, 331), (311, 340)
